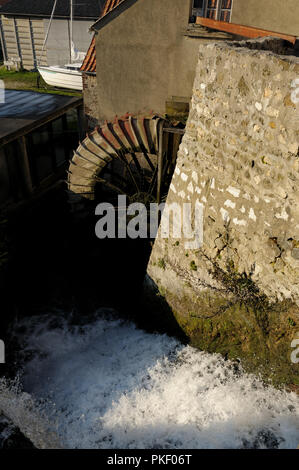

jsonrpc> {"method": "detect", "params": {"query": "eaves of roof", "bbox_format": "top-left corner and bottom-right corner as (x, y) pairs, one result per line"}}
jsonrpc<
(90, 0), (139, 32)
(80, 0), (130, 74)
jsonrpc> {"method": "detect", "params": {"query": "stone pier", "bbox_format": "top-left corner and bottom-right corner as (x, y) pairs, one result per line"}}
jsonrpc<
(146, 38), (299, 386)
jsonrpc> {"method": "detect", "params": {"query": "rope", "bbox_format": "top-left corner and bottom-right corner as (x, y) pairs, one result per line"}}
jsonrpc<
(38, 0), (58, 66)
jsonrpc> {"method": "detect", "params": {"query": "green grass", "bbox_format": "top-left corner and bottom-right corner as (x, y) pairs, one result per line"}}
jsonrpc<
(0, 65), (82, 97)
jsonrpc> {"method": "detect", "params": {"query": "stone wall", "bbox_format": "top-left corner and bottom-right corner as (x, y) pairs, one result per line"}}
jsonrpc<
(146, 38), (299, 386)
(82, 74), (99, 130)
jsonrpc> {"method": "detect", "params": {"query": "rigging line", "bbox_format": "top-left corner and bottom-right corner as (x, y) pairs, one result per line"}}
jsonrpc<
(38, 0), (58, 66)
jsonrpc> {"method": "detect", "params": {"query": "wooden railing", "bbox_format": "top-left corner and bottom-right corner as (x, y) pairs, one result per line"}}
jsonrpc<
(196, 17), (297, 44)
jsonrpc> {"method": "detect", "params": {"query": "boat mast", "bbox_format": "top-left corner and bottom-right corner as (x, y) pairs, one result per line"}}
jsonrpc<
(70, 0), (73, 62)
(38, 0), (58, 66)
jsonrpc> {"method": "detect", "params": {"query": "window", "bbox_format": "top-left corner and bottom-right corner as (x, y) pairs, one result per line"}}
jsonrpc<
(191, 0), (206, 17)
(191, 0), (233, 23)
(219, 0), (233, 22)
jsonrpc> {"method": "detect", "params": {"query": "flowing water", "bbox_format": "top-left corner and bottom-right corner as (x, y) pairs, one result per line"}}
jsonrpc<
(0, 308), (298, 449)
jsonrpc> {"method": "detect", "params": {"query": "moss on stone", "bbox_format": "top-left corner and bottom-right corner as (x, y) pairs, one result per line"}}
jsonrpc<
(157, 258), (166, 270)
(190, 260), (197, 271)
(146, 270), (299, 388)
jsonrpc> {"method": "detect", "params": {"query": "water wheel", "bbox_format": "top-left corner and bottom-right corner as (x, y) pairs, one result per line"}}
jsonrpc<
(67, 115), (182, 212)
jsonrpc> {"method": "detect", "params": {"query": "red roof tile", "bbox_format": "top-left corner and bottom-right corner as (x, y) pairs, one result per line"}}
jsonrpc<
(80, 0), (124, 73)
(101, 0), (124, 17)
(80, 36), (96, 73)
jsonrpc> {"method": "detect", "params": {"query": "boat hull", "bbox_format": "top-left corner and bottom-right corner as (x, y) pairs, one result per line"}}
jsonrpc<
(38, 66), (83, 91)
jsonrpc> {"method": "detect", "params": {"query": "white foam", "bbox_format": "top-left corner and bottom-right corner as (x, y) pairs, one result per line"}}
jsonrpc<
(7, 311), (299, 449)
(0, 378), (63, 448)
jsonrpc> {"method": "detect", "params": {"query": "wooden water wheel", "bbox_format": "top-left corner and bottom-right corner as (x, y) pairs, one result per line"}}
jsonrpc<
(67, 115), (184, 211)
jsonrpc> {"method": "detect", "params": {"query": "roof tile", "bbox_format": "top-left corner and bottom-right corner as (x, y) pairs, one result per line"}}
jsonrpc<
(80, 36), (96, 73)
(80, 0), (124, 73)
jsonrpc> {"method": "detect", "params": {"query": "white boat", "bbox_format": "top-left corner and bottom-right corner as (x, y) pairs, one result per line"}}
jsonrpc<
(37, 0), (85, 91)
(38, 64), (83, 91)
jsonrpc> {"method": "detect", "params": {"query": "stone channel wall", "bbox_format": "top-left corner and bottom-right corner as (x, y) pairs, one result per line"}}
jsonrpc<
(146, 38), (299, 386)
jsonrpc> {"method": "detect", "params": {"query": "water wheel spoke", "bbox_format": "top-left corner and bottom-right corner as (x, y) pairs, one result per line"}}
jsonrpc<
(129, 152), (143, 175)
(114, 152), (140, 193)
(142, 152), (155, 172)
(102, 164), (131, 188)
(94, 176), (126, 195)
(148, 166), (158, 196)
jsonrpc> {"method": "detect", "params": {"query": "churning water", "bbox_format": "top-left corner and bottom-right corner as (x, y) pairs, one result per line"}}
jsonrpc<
(0, 309), (298, 449)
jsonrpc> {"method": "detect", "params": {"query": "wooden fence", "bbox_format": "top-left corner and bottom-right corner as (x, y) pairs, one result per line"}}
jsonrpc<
(0, 15), (47, 70)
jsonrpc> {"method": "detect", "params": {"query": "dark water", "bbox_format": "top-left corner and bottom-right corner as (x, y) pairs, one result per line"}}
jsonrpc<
(0, 189), (298, 449)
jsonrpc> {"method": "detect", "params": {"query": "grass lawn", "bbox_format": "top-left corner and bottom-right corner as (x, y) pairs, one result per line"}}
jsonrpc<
(0, 65), (82, 97)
